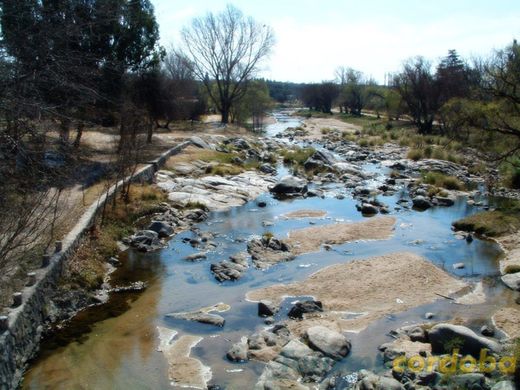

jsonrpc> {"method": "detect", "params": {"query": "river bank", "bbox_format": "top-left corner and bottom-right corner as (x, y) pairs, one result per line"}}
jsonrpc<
(19, 110), (520, 389)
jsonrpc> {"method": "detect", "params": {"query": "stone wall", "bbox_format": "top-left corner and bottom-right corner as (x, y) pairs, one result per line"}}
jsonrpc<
(0, 141), (191, 389)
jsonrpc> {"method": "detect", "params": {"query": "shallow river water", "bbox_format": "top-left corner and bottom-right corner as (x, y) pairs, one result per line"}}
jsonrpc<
(22, 112), (515, 389)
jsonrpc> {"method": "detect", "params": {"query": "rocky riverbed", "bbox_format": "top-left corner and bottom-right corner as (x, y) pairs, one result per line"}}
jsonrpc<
(21, 111), (520, 390)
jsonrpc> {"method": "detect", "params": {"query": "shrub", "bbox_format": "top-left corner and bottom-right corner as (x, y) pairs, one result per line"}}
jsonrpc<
(280, 147), (315, 166)
(453, 210), (520, 237)
(422, 172), (465, 191)
(358, 139), (369, 147)
(407, 148), (424, 161)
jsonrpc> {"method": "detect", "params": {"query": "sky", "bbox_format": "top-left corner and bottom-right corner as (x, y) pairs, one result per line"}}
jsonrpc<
(152, 0), (520, 84)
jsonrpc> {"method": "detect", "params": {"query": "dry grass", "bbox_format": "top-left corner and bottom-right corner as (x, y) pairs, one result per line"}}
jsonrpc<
(453, 202), (520, 237)
(63, 184), (167, 290)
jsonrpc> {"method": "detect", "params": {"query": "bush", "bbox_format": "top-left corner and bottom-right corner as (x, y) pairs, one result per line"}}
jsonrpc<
(407, 148), (424, 161)
(280, 147), (315, 166)
(422, 172), (465, 190)
(453, 206), (520, 237)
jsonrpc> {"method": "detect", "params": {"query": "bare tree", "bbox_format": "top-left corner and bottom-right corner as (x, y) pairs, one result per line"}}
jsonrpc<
(180, 5), (274, 124)
(393, 57), (441, 134)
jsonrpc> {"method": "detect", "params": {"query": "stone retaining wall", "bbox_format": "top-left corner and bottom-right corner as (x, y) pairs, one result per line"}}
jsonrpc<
(0, 141), (191, 389)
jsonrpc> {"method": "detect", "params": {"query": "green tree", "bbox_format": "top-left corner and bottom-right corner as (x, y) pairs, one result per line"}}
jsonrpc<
(231, 80), (273, 130)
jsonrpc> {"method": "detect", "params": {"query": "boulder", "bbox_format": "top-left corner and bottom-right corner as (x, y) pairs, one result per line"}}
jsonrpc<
(408, 326), (428, 343)
(305, 326), (351, 360)
(270, 176), (308, 196)
(147, 221), (174, 238)
(166, 311), (225, 327)
(491, 381), (516, 390)
(480, 325), (495, 337)
(501, 272), (520, 291)
(227, 340), (249, 362)
(247, 237), (295, 269)
(355, 370), (404, 390)
(258, 300), (279, 317)
(412, 196), (432, 210)
(259, 163), (276, 174)
(189, 136), (213, 149)
(428, 323), (502, 357)
(450, 373), (488, 390)
(125, 230), (164, 252)
(361, 203), (379, 215)
(184, 252), (207, 261)
(210, 260), (246, 281)
(297, 355), (335, 381)
(434, 195), (456, 207)
(287, 300), (323, 319)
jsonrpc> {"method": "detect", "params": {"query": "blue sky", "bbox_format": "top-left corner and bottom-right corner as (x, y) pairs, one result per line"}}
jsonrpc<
(152, 0), (520, 83)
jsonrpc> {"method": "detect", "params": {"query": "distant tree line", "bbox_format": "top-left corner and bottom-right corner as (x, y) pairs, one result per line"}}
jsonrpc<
(289, 42), (520, 164)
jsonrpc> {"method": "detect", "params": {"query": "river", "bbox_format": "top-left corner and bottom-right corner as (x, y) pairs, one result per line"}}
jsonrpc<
(22, 111), (515, 389)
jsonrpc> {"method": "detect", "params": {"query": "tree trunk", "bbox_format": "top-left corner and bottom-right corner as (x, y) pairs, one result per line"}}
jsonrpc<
(73, 122), (84, 148)
(221, 110), (229, 124)
(146, 119), (153, 143)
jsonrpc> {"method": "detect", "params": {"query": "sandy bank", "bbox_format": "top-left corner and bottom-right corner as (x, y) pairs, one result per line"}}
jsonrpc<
(493, 307), (520, 339)
(287, 216), (395, 255)
(496, 232), (520, 275)
(157, 328), (212, 389)
(247, 252), (467, 333)
(282, 209), (327, 219)
(299, 116), (360, 140)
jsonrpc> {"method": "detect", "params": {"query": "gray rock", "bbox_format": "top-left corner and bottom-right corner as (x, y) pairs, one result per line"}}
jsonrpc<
(408, 326), (427, 343)
(166, 311), (225, 327)
(259, 163), (276, 174)
(355, 370), (404, 390)
(270, 176), (308, 196)
(280, 339), (314, 360)
(412, 196), (432, 210)
(501, 272), (520, 290)
(361, 203), (379, 215)
(189, 135), (213, 149)
(288, 300), (323, 319)
(298, 355), (335, 381)
(428, 323), (502, 357)
(480, 325), (495, 337)
(229, 252), (249, 266)
(305, 326), (351, 360)
(258, 300), (279, 317)
(450, 373), (487, 389)
(125, 230), (164, 252)
(230, 138), (252, 150)
(210, 260), (246, 281)
(227, 340), (249, 362)
(491, 380), (515, 390)
(147, 221), (174, 238)
(248, 330), (278, 350)
(435, 195), (456, 207)
(247, 237), (295, 269)
(184, 252), (207, 261)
